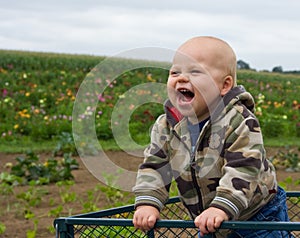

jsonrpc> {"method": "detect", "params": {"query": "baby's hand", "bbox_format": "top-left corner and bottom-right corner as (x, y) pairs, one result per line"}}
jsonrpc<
(194, 207), (229, 237)
(133, 205), (160, 232)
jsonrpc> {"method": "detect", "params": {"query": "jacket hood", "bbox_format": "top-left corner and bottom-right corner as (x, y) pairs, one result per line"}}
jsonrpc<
(164, 85), (255, 127)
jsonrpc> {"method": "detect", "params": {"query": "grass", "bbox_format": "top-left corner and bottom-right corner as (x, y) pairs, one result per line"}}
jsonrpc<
(264, 137), (300, 148)
(0, 139), (57, 154)
(1, 135), (299, 154)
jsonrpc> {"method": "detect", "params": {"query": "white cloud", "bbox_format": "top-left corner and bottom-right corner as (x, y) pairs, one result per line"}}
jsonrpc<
(0, 0), (299, 70)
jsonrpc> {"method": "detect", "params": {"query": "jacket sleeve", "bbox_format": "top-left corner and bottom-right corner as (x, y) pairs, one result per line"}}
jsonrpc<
(209, 112), (276, 219)
(133, 114), (173, 211)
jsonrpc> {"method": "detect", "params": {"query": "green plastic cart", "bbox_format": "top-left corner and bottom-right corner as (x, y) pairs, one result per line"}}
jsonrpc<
(54, 192), (300, 237)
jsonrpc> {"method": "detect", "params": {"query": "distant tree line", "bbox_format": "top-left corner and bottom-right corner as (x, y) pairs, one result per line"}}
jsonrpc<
(237, 59), (300, 74)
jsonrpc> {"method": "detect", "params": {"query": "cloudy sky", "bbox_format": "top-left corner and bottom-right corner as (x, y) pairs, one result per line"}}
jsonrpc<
(1, 0), (300, 71)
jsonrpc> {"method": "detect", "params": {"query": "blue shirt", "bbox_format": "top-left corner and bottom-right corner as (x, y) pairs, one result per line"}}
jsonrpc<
(187, 118), (209, 152)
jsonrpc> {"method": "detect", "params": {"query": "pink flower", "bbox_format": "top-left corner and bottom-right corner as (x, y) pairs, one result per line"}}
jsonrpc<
(2, 89), (7, 97)
(98, 94), (106, 102)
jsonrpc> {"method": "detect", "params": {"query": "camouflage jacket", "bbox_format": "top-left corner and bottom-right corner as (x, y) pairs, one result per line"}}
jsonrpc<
(133, 85), (277, 220)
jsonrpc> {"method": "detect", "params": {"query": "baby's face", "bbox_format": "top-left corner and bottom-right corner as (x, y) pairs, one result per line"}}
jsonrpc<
(167, 48), (225, 122)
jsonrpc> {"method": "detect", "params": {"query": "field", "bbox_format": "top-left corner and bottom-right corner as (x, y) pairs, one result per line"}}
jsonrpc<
(0, 50), (300, 237)
(1, 50), (300, 150)
(1, 148), (300, 238)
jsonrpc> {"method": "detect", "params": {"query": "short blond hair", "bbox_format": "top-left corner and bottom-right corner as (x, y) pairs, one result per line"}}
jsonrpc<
(180, 36), (237, 86)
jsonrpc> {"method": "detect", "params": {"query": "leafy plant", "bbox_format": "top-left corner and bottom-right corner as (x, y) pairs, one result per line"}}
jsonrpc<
(0, 171), (24, 187)
(26, 219), (38, 238)
(286, 150), (300, 171)
(48, 204), (63, 218)
(270, 147), (300, 171)
(10, 151), (79, 184)
(0, 222), (6, 235)
(99, 171), (134, 208)
(16, 183), (48, 208)
(278, 176), (300, 191)
(54, 180), (77, 216)
(80, 184), (102, 213)
(15, 184), (48, 238)
(53, 132), (78, 156)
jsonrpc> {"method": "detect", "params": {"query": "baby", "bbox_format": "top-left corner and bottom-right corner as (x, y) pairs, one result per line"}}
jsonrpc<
(133, 36), (290, 237)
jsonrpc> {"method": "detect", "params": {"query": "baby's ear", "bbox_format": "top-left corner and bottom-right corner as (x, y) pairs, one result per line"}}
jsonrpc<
(220, 75), (234, 96)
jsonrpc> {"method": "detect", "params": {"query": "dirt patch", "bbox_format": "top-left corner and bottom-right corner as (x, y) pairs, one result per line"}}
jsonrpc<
(0, 147), (299, 238)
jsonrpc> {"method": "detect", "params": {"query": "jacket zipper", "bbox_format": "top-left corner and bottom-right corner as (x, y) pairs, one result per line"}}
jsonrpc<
(172, 130), (204, 212)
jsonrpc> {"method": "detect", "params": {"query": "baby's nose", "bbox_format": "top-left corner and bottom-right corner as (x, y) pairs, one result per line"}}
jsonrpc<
(177, 73), (190, 82)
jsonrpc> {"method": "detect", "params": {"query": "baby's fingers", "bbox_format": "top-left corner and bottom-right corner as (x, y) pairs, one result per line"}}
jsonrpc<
(133, 215), (156, 231)
(206, 217), (217, 233)
(147, 215), (157, 228)
(214, 216), (224, 229)
(195, 217), (209, 236)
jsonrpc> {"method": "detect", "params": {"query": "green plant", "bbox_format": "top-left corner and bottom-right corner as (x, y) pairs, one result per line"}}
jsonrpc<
(54, 180), (77, 216)
(47, 225), (56, 235)
(10, 151), (79, 184)
(0, 222), (6, 235)
(278, 176), (300, 191)
(81, 184), (102, 213)
(286, 151), (300, 171)
(169, 180), (179, 197)
(16, 183), (48, 208)
(271, 147), (300, 171)
(99, 171), (134, 208)
(0, 171), (23, 188)
(26, 219), (38, 238)
(48, 204), (63, 218)
(53, 132), (78, 156)
(54, 153), (79, 181)
(81, 226), (145, 238)
(10, 151), (39, 179)
(15, 184), (48, 238)
(0, 172), (24, 213)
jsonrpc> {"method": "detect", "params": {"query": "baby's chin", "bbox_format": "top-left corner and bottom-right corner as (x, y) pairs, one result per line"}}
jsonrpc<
(174, 104), (198, 118)
(173, 101), (210, 122)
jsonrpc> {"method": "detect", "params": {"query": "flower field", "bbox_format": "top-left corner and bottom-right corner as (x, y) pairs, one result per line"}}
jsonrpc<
(238, 70), (300, 139)
(0, 49), (300, 150)
(0, 50), (170, 151)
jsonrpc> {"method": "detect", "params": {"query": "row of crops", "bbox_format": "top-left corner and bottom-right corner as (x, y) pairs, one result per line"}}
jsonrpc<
(0, 49), (300, 150)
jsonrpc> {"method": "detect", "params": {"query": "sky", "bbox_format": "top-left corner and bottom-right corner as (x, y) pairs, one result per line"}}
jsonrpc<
(1, 0), (300, 71)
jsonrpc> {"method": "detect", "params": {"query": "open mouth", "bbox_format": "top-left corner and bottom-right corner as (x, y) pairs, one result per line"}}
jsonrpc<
(178, 89), (195, 103)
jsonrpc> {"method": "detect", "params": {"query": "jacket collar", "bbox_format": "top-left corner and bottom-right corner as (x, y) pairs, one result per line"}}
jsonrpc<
(164, 85), (255, 127)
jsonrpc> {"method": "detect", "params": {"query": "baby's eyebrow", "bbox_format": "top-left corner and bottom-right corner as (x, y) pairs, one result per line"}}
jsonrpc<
(187, 64), (205, 71)
(169, 66), (180, 71)
(170, 63), (206, 72)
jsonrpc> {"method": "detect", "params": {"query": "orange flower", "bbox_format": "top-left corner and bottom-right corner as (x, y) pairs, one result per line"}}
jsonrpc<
(18, 109), (30, 118)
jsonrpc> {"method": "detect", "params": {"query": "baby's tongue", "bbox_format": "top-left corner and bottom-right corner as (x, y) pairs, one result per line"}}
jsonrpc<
(183, 94), (193, 102)
(180, 92), (193, 102)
